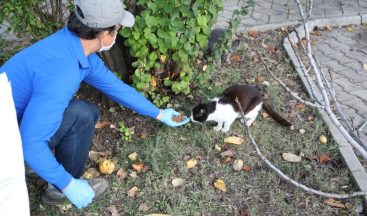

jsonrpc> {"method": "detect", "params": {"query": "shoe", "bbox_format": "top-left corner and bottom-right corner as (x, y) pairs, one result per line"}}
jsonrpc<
(41, 178), (108, 205)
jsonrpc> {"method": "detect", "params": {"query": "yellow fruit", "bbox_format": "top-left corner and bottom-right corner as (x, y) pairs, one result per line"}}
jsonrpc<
(99, 159), (115, 175)
(319, 135), (327, 144)
(82, 171), (93, 179)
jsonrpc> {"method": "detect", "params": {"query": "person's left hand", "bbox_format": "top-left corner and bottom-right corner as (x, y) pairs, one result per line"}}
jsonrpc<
(158, 108), (190, 127)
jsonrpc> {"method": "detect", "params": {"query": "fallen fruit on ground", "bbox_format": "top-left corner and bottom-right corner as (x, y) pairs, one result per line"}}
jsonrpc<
(99, 159), (115, 175)
(319, 135), (327, 144)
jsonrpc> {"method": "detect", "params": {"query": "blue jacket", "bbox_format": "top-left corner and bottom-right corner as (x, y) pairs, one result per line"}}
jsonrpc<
(0, 27), (160, 190)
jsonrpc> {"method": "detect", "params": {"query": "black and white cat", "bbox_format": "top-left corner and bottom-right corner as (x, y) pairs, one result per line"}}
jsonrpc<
(190, 84), (292, 132)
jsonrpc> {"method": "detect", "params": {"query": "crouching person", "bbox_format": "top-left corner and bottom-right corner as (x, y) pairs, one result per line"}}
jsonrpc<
(0, 0), (189, 209)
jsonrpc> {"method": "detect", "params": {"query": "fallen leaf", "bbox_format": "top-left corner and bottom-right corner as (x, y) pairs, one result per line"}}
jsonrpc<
(160, 55), (167, 63)
(224, 136), (244, 145)
(116, 168), (127, 179)
(290, 125), (295, 131)
(89, 151), (108, 163)
(95, 121), (111, 129)
(214, 144), (222, 151)
(299, 129), (306, 134)
(139, 203), (150, 212)
(323, 25), (332, 31)
(248, 31), (257, 37)
(82, 168), (101, 179)
(214, 179), (227, 192)
(172, 178), (186, 187)
(186, 158), (198, 169)
(220, 149), (235, 157)
(107, 205), (120, 216)
(55, 203), (72, 212)
(295, 103), (305, 111)
(146, 214), (171, 216)
(319, 154), (332, 163)
(310, 30), (321, 36)
(221, 156), (232, 164)
(139, 132), (148, 139)
(230, 54), (241, 62)
(129, 171), (138, 178)
(233, 159), (243, 171)
(255, 75), (266, 84)
(132, 162), (144, 172)
(267, 45), (277, 54)
(150, 76), (157, 87)
(262, 112), (269, 118)
(240, 208), (249, 216)
(345, 202), (353, 209)
(242, 165), (251, 171)
(307, 115), (315, 121)
(128, 186), (139, 198)
(324, 198), (345, 208)
(282, 153), (302, 162)
(128, 152), (138, 161)
(262, 80), (270, 86)
(346, 26), (354, 32)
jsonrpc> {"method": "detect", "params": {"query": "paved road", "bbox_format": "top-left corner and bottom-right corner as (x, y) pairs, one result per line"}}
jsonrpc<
(216, 0), (367, 31)
(312, 25), (367, 146)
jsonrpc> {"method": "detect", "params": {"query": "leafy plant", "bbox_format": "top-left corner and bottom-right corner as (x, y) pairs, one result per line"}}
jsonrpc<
(121, 0), (224, 106)
(118, 121), (135, 142)
(0, 0), (73, 41)
(121, 0), (255, 107)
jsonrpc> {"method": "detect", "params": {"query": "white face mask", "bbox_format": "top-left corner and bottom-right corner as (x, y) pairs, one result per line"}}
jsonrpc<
(98, 34), (116, 52)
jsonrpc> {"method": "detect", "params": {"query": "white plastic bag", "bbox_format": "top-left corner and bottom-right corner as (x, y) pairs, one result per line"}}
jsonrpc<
(0, 73), (30, 215)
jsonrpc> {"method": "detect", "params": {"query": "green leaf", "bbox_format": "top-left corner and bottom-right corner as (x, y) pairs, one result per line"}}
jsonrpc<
(197, 15), (207, 26)
(147, 2), (157, 11)
(164, 79), (172, 87)
(170, 17), (184, 30)
(149, 52), (157, 61)
(147, 33), (158, 45)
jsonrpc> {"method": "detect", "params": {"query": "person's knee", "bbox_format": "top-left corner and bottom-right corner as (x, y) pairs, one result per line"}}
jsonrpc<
(67, 100), (99, 127)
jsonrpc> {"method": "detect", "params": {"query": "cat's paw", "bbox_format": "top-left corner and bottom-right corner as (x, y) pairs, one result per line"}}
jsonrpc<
(213, 126), (222, 131)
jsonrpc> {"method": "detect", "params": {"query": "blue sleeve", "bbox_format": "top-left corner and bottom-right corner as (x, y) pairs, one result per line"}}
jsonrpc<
(84, 54), (160, 119)
(21, 60), (73, 190)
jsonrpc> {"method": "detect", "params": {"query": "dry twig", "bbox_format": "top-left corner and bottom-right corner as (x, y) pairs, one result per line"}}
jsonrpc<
(235, 97), (367, 199)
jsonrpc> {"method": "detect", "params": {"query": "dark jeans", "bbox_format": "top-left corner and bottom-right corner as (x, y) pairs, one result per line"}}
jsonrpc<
(48, 99), (99, 179)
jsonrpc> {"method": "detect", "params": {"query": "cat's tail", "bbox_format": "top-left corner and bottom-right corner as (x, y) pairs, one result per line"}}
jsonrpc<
(262, 101), (292, 127)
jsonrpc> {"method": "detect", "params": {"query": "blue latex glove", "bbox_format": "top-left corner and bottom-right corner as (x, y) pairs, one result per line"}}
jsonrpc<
(159, 108), (190, 127)
(63, 178), (95, 209)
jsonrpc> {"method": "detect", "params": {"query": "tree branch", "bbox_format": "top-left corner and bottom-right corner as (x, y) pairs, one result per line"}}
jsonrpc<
(235, 97), (367, 199)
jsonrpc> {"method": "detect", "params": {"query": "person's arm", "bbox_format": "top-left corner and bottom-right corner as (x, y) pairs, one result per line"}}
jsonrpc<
(84, 54), (160, 118)
(21, 88), (72, 190)
(84, 54), (189, 126)
(20, 58), (78, 190)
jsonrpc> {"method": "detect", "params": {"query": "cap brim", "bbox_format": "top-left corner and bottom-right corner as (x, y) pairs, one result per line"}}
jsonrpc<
(120, 10), (135, 27)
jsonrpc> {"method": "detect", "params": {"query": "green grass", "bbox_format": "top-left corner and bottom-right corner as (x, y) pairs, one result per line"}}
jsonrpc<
(26, 30), (363, 215)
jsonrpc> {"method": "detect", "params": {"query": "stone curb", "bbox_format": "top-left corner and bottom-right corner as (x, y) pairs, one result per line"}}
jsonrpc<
(283, 14), (367, 205)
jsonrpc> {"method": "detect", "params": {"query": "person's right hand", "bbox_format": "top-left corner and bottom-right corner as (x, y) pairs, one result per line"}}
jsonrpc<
(62, 178), (95, 209)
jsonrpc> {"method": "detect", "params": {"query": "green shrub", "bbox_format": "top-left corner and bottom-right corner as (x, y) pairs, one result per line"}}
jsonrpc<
(0, 0), (73, 41)
(121, 0), (224, 106)
(121, 0), (254, 107)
